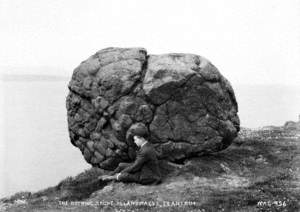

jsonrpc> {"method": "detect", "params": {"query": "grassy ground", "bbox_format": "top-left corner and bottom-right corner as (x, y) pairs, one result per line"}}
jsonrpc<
(1, 128), (300, 212)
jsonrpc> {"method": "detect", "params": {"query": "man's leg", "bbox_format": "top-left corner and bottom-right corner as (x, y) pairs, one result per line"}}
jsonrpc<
(99, 162), (133, 181)
(102, 172), (159, 185)
(111, 162), (132, 175)
(117, 172), (140, 183)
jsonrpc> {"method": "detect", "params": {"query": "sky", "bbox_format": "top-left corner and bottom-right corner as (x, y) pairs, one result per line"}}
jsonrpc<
(0, 0), (300, 86)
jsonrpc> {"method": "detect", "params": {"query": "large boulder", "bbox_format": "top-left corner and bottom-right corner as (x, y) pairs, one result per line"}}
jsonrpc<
(66, 47), (240, 170)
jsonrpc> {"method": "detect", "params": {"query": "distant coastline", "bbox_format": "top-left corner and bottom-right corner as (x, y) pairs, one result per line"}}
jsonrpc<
(0, 74), (69, 81)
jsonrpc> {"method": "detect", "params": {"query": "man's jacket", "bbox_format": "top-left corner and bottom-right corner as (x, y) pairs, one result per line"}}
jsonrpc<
(121, 142), (161, 182)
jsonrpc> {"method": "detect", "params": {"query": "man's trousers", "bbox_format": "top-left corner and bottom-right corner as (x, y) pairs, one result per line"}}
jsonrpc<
(112, 162), (158, 185)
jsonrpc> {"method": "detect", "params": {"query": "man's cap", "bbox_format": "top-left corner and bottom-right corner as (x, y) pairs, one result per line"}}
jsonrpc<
(132, 126), (149, 138)
(126, 123), (149, 143)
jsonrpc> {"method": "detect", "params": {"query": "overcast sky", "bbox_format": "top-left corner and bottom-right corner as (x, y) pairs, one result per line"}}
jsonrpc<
(0, 0), (300, 85)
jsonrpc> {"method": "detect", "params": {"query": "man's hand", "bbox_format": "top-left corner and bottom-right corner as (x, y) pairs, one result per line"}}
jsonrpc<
(116, 173), (122, 180)
(98, 174), (117, 181)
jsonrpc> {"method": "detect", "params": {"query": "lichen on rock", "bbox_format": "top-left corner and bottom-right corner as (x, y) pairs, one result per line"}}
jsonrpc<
(66, 47), (240, 170)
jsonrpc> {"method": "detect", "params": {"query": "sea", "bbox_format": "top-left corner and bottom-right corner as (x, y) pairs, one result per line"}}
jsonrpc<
(0, 80), (299, 198)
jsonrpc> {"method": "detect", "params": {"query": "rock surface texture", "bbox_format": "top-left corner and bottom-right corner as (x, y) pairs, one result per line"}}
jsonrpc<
(66, 47), (240, 170)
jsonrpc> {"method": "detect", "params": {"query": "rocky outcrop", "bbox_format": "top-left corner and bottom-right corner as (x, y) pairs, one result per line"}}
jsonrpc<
(66, 47), (240, 170)
(284, 121), (300, 131)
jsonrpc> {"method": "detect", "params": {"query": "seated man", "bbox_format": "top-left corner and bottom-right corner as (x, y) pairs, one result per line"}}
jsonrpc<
(99, 130), (162, 185)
